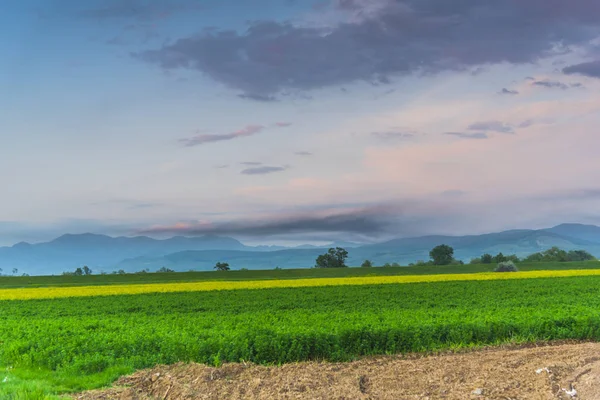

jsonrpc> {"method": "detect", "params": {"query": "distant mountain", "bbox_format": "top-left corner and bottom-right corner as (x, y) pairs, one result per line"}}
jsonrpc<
(1, 224), (599, 275)
(0, 234), (248, 275)
(543, 223), (600, 244)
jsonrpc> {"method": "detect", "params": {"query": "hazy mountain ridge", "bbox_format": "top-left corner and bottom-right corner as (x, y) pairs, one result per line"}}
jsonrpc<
(0, 224), (598, 275)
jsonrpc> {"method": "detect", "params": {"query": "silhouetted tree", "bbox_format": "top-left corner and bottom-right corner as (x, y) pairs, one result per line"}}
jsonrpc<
(429, 244), (454, 265)
(214, 262), (230, 271)
(315, 247), (348, 268)
(361, 259), (373, 268)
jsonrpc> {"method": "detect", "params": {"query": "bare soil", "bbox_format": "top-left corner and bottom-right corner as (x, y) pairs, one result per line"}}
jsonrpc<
(74, 341), (600, 400)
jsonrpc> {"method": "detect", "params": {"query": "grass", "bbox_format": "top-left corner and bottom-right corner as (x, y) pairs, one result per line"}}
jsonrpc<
(1, 260), (598, 289)
(3, 268), (600, 300)
(3, 274), (600, 397)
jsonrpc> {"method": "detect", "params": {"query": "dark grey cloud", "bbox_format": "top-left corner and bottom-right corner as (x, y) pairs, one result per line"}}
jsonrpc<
(525, 76), (536, 81)
(444, 132), (488, 140)
(136, 0), (600, 96)
(563, 60), (600, 78)
(294, 151), (313, 156)
(241, 166), (289, 175)
(499, 88), (519, 95)
(180, 125), (265, 147)
(532, 80), (570, 90)
(138, 205), (399, 237)
(467, 121), (514, 134)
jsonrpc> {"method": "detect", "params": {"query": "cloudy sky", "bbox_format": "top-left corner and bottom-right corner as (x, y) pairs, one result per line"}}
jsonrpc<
(2, 0), (600, 246)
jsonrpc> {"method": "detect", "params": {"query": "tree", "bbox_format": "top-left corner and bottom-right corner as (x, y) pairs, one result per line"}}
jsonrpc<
(391, 262), (401, 267)
(12, 268), (18, 275)
(361, 259), (373, 268)
(214, 262), (230, 271)
(567, 250), (596, 262)
(314, 247), (348, 268)
(480, 253), (493, 264)
(429, 244), (454, 265)
(73, 267), (83, 276)
(469, 257), (482, 264)
(82, 266), (92, 275)
(492, 252), (507, 263)
(157, 266), (175, 273)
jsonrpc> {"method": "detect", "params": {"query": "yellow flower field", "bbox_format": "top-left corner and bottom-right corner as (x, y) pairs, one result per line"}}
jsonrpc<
(2, 269), (600, 300)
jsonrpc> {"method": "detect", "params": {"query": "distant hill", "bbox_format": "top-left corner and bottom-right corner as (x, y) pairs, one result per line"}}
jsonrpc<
(543, 223), (600, 244)
(0, 223), (599, 275)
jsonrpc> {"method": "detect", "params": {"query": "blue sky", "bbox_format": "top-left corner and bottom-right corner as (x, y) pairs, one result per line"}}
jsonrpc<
(1, 0), (600, 245)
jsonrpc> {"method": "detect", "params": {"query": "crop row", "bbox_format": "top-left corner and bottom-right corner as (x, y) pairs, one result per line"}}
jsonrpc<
(2, 268), (600, 300)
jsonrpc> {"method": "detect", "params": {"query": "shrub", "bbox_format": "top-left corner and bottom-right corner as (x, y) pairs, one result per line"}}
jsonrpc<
(494, 261), (518, 272)
(361, 260), (373, 268)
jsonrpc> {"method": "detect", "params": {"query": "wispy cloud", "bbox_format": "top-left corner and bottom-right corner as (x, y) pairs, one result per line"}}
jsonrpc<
(79, 0), (203, 21)
(371, 130), (416, 140)
(294, 151), (313, 156)
(274, 122), (293, 127)
(467, 121), (514, 134)
(444, 132), (488, 140)
(238, 93), (279, 102)
(532, 80), (570, 90)
(240, 161), (263, 166)
(241, 166), (289, 175)
(499, 88), (519, 95)
(180, 125), (265, 147)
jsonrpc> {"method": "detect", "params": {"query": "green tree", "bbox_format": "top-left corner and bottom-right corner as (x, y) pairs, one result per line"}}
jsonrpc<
(157, 266), (175, 273)
(492, 252), (507, 263)
(74, 267), (83, 276)
(12, 268), (18, 275)
(469, 257), (482, 264)
(214, 262), (230, 271)
(480, 253), (493, 264)
(429, 244), (454, 265)
(82, 265), (92, 275)
(315, 247), (348, 268)
(361, 259), (373, 268)
(567, 250), (596, 262)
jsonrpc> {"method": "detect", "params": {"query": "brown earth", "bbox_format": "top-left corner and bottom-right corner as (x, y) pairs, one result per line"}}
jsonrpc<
(74, 341), (600, 400)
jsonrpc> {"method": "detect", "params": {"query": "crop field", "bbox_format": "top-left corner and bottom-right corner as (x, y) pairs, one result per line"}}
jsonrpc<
(3, 271), (600, 398)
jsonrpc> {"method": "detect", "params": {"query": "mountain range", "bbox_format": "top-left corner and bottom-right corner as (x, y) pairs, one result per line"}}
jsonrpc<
(1, 223), (600, 276)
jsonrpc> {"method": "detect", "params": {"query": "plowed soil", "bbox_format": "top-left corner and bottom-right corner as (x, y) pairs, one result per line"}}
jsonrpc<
(74, 341), (600, 399)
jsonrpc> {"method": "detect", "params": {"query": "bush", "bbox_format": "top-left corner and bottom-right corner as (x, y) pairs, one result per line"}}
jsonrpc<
(361, 260), (373, 268)
(494, 261), (518, 272)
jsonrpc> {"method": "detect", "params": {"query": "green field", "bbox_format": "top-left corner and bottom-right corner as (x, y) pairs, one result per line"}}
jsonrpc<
(1, 260), (598, 288)
(3, 270), (600, 398)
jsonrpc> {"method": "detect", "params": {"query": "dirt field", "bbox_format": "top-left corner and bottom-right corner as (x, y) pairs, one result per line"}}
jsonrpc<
(74, 341), (600, 399)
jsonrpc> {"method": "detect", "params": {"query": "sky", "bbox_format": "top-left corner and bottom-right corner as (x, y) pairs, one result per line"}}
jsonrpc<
(1, 0), (600, 246)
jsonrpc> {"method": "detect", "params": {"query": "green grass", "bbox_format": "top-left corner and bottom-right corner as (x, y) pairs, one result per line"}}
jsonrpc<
(1, 260), (598, 289)
(3, 274), (600, 397)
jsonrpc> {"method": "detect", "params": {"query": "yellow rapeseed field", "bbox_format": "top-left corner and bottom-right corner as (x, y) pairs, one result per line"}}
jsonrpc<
(2, 269), (600, 301)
